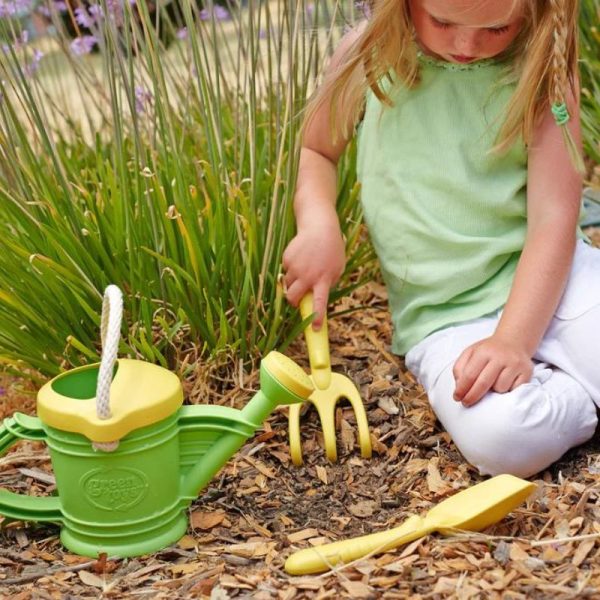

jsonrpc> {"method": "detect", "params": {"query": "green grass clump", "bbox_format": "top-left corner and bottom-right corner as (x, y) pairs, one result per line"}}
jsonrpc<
(0, 0), (374, 379)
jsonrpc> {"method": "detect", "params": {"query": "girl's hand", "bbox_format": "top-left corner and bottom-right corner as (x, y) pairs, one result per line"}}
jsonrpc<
(282, 212), (346, 329)
(452, 335), (533, 407)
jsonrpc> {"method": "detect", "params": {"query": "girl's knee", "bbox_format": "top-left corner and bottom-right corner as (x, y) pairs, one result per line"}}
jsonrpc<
(443, 385), (598, 478)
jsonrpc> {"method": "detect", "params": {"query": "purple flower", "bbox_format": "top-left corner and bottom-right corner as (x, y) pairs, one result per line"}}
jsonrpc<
(75, 6), (95, 27)
(0, 0), (33, 17)
(306, 2), (314, 17)
(105, 0), (124, 26)
(37, 0), (66, 16)
(4, 30), (30, 52)
(176, 27), (188, 40)
(70, 35), (97, 56)
(214, 4), (229, 20)
(199, 4), (230, 21)
(355, 0), (371, 18)
(24, 48), (43, 77)
(135, 85), (152, 114)
(88, 3), (103, 18)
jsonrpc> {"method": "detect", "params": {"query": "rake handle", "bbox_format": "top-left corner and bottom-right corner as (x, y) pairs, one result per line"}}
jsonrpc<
(299, 292), (331, 390)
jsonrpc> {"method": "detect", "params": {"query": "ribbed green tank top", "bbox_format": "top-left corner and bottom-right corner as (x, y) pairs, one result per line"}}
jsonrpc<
(357, 54), (528, 354)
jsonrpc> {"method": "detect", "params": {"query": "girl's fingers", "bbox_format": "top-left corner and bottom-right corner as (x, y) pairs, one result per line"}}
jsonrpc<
(281, 246), (293, 271)
(493, 367), (519, 394)
(457, 359), (498, 406)
(283, 271), (295, 290)
(452, 347), (473, 384)
(511, 372), (531, 390)
(453, 349), (484, 401)
(310, 281), (330, 330)
(285, 279), (308, 307)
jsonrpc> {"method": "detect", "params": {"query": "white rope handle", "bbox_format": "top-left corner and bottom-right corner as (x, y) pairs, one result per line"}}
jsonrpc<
(93, 285), (123, 452)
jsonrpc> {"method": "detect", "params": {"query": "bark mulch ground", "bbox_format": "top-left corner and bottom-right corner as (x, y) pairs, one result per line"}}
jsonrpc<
(1, 229), (600, 599)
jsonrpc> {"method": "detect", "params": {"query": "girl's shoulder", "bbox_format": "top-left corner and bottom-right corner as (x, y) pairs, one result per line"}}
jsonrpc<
(330, 21), (368, 65)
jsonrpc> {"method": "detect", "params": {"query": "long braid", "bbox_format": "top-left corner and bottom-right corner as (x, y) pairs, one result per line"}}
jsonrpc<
(549, 0), (585, 172)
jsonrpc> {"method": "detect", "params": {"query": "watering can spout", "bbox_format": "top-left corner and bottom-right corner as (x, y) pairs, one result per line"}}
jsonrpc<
(179, 352), (314, 501)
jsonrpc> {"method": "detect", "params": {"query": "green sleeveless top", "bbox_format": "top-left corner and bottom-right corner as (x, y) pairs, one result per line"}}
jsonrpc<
(357, 54), (528, 354)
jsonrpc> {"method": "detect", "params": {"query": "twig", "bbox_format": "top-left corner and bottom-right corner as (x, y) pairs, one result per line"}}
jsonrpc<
(530, 532), (600, 547)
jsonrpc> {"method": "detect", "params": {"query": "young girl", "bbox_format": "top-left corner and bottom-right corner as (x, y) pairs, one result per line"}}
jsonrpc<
(282, 0), (600, 478)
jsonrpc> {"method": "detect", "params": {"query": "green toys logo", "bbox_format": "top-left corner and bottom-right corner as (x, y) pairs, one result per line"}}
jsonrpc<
(82, 468), (148, 511)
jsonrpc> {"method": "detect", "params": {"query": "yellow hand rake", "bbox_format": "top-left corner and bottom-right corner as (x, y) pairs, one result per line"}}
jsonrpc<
(288, 293), (372, 465)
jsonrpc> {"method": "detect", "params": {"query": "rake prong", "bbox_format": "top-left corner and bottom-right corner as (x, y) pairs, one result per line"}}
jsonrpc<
(336, 374), (373, 459)
(288, 402), (305, 466)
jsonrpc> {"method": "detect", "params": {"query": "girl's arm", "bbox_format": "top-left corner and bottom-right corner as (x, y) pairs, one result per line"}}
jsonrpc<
(453, 89), (583, 406)
(282, 26), (365, 328)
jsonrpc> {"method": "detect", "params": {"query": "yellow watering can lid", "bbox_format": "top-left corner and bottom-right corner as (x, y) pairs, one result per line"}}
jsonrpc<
(37, 359), (183, 443)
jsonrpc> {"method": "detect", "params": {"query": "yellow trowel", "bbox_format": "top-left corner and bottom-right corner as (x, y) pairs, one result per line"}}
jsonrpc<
(288, 292), (372, 465)
(285, 474), (537, 574)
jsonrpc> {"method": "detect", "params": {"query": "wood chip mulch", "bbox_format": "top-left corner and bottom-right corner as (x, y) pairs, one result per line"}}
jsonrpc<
(1, 229), (600, 599)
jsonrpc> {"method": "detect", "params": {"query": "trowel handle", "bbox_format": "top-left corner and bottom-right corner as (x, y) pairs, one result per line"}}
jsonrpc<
(0, 414), (63, 523)
(299, 293), (331, 390)
(285, 514), (425, 575)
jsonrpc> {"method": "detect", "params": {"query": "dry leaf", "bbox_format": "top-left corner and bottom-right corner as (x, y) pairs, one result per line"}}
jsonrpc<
(78, 570), (105, 588)
(432, 577), (457, 594)
(191, 510), (226, 530)
(287, 528), (320, 543)
(555, 519), (570, 538)
(524, 557), (546, 571)
(316, 465), (328, 485)
(340, 419), (355, 452)
(227, 541), (274, 558)
(308, 536), (330, 546)
(210, 586), (231, 600)
(370, 379), (392, 394)
(348, 500), (377, 518)
(509, 542), (529, 561)
(178, 535), (198, 549)
(169, 563), (203, 576)
(378, 396), (399, 415)
(405, 458), (429, 474)
(426, 458), (448, 494)
(242, 456), (276, 478)
(340, 580), (373, 599)
(542, 545), (566, 563)
(572, 539), (595, 566)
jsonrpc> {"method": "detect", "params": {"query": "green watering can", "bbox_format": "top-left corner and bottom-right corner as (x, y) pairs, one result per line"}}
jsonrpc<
(0, 286), (314, 558)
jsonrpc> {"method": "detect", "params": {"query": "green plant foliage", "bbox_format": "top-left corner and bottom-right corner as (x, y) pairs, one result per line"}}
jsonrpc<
(0, 0), (374, 378)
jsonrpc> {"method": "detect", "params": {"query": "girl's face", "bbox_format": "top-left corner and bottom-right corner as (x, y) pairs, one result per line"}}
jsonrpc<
(409, 0), (524, 64)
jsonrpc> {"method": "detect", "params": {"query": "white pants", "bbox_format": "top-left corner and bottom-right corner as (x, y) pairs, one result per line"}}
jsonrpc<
(405, 240), (600, 478)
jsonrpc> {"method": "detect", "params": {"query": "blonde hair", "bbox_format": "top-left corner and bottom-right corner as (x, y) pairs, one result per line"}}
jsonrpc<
(307, 0), (583, 170)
